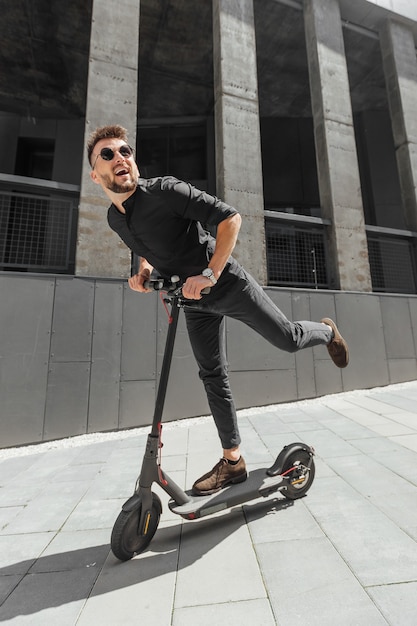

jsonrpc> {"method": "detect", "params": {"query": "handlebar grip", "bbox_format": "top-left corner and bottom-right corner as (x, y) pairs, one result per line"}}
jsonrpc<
(143, 278), (164, 291)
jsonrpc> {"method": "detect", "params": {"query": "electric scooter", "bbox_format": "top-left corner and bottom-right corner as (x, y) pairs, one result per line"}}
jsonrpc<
(110, 276), (316, 561)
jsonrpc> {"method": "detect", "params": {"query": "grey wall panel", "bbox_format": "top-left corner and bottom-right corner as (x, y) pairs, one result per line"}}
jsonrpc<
(388, 358), (417, 384)
(0, 276), (54, 447)
(310, 290), (344, 395)
(309, 289), (337, 364)
(408, 297), (417, 355)
(158, 308), (208, 421)
(0, 353), (49, 448)
(299, 290), (344, 396)
(308, 290), (336, 323)
(230, 369), (297, 409)
(119, 380), (155, 429)
(121, 286), (157, 381)
(292, 291), (317, 400)
(295, 348), (316, 400)
(381, 295), (416, 359)
(44, 362), (90, 440)
(50, 277), (95, 362)
(291, 290), (313, 322)
(314, 359), (343, 397)
(336, 292), (389, 391)
(88, 282), (123, 433)
(334, 293), (376, 391)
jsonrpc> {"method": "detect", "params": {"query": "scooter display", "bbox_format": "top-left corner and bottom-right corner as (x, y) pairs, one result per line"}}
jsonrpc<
(111, 276), (315, 561)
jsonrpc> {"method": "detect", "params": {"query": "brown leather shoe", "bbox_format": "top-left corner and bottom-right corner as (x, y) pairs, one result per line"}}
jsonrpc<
(321, 317), (349, 368)
(192, 457), (248, 496)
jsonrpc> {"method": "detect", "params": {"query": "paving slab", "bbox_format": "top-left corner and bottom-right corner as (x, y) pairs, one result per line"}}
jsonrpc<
(371, 421), (417, 437)
(296, 427), (361, 458)
(257, 537), (389, 626)
(61, 498), (126, 532)
(76, 522), (180, 626)
(317, 415), (378, 439)
(368, 582), (417, 626)
(0, 532), (55, 574)
(4, 482), (89, 534)
(369, 447), (417, 486)
(0, 506), (23, 530)
(372, 392), (417, 413)
(0, 567), (100, 625)
(349, 435), (406, 454)
(390, 433), (417, 453)
(29, 529), (110, 573)
(244, 496), (323, 544)
(0, 455), (43, 484)
(332, 406), (392, 427)
(175, 509), (266, 608)
(306, 475), (417, 586)
(0, 575), (22, 607)
(325, 454), (417, 533)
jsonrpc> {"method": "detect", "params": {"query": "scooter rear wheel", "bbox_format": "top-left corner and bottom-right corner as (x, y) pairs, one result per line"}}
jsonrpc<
(282, 450), (315, 500)
(111, 492), (162, 561)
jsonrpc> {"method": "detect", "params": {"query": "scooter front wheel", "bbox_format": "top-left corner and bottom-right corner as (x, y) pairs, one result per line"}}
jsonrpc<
(282, 450), (315, 500)
(111, 492), (162, 561)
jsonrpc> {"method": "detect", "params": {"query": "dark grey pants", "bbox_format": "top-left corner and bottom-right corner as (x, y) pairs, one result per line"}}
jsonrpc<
(184, 260), (332, 449)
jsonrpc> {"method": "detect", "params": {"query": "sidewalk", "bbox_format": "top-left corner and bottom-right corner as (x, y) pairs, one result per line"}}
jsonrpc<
(1, 381), (417, 625)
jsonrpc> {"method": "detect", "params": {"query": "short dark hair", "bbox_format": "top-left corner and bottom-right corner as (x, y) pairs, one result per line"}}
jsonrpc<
(87, 125), (129, 165)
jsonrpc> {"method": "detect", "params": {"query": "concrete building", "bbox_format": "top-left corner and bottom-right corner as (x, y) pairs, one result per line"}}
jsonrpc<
(1, 0), (417, 447)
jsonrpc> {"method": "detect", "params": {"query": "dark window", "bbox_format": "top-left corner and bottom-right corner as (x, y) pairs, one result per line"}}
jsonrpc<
(15, 138), (55, 180)
(137, 125), (207, 185)
(266, 219), (328, 289)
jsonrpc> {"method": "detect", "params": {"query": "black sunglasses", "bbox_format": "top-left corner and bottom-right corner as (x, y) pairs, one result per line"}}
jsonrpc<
(92, 144), (134, 169)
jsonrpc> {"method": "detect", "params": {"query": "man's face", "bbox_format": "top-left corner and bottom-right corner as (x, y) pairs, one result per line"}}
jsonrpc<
(90, 137), (139, 194)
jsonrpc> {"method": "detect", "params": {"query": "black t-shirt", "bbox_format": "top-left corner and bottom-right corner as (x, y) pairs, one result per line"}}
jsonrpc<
(107, 176), (238, 279)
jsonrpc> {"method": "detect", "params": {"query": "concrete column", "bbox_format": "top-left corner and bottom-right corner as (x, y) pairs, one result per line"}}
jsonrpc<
(76, 0), (140, 278)
(380, 19), (417, 231)
(212, 0), (267, 284)
(304, 0), (372, 292)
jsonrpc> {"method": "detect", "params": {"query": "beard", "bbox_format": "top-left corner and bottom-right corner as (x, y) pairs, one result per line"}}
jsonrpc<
(107, 179), (138, 194)
(102, 172), (139, 194)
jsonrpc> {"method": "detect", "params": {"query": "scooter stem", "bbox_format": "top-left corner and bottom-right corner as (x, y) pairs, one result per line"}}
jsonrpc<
(151, 294), (181, 437)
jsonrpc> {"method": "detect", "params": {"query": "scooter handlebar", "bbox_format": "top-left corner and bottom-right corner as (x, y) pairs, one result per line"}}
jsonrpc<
(143, 275), (210, 295)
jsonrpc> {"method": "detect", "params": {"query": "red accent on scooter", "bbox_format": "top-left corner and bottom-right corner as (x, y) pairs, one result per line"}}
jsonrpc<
(157, 422), (168, 486)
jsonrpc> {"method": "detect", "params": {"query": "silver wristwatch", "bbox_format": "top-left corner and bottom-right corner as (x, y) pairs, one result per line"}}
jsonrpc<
(202, 267), (217, 285)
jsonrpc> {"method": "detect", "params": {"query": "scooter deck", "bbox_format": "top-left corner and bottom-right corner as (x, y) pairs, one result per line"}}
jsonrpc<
(168, 468), (285, 519)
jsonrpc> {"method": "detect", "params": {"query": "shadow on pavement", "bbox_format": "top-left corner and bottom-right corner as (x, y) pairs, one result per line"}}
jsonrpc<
(0, 496), (294, 621)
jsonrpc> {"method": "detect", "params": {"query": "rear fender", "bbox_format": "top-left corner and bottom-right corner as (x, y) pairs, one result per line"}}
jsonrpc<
(267, 442), (314, 477)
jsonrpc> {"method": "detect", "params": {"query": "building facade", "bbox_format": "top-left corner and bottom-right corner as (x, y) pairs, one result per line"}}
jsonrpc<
(1, 0), (417, 446)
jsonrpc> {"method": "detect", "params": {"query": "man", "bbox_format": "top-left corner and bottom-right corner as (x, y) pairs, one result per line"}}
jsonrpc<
(87, 124), (349, 496)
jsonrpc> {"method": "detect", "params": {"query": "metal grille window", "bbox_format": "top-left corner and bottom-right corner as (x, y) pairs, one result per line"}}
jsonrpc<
(367, 230), (417, 294)
(0, 190), (76, 272)
(265, 216), (328, 289)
